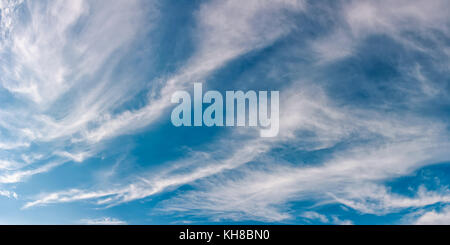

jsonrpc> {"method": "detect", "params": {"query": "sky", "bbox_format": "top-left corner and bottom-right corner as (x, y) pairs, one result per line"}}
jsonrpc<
(0, 0), (449, 225)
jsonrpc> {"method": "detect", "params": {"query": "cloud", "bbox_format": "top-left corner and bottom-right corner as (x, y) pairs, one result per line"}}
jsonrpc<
(159, 121), (449, 221)
(301, 211), (329, 223)
(0, 0), (305, 189)
(0, 0), (155, 183)
(81, 0), (306, 143)
(3, 0), (450, 225)
(79, 217), (127, 225)
(0, 189), (18, 199)
(1, 0), (85, 104)
(312, 0), (450, 63)
(23, 77), (450, 221)
(301, 211), (353, 225)
(22, 139), (271, 209)
(331, 185), (450, 215)
(13, 0), (304, 209)
(413, 207), (450, 225)
(156, 74), (449, 221)
(0, 161), (63, 184)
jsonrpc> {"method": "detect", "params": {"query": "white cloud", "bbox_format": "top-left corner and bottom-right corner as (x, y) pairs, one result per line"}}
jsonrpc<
(79, 217), (127, 225)
(0, 161), (63, 184)
(413, 207), (450, 225)
(301, 211), (329, 223)
(0, 189), (18, 199)
(14, 0), (307, 207)
(156, 78), (449, 221)
(81, 0), (306, 143)
(23, 79), (450, 221)
(312, 0), (450, 63)
(301, 211), (353, 225)
(7, 0), (450, 225)
(1, 0), (86, 104)
(0, 0), (155, 183)
(344, 0), (449, 35)
(0, 0), (306, 190)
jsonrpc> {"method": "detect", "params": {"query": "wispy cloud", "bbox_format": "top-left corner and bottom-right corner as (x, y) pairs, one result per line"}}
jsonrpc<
(0, 0), (156, 183)
(312, 0), (450, 63)
(0, 161), (63, 184)
(301, 211), (353, 225)
(79, 217), (127, 225)
(81, 0), (306, 143)
(23, 77), (450, 221)
(1, 0), (449, 225)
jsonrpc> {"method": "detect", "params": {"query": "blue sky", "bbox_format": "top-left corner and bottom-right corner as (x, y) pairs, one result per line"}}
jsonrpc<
(0, 0), (449, 225)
